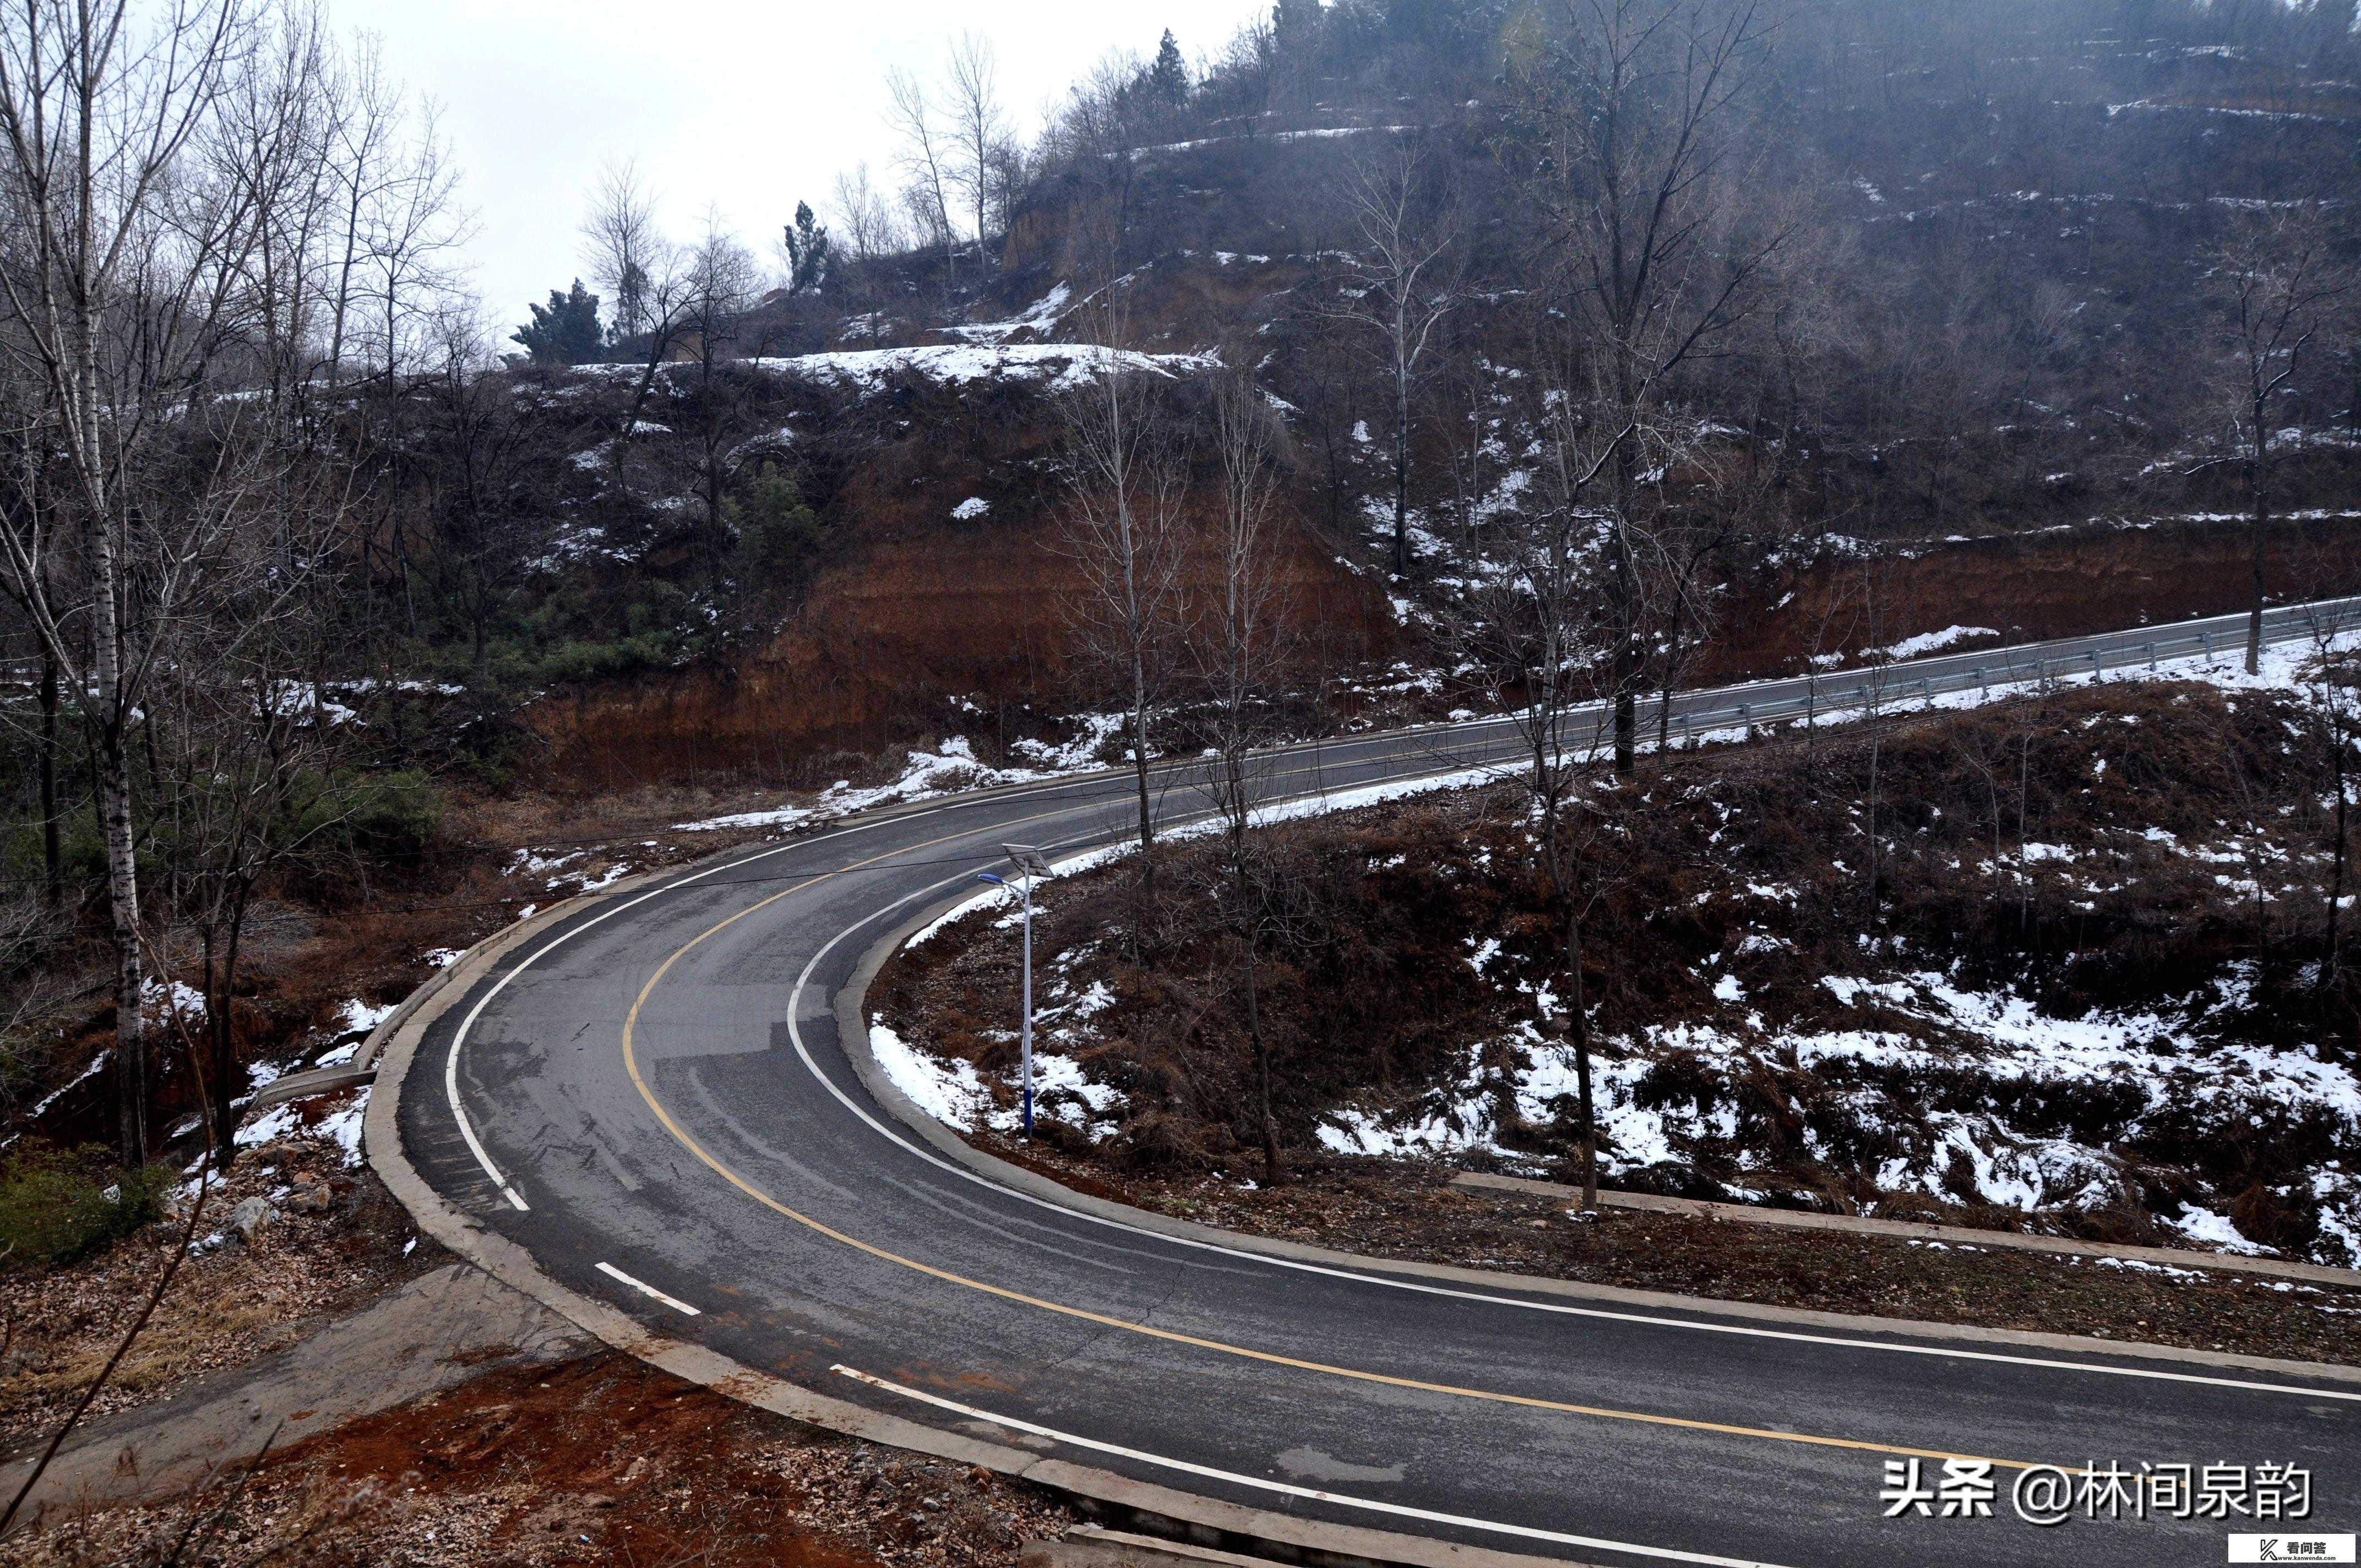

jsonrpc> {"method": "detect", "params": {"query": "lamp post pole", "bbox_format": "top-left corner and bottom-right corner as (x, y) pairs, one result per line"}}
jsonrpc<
(1016, 874), (1033, 1134)
(984, 845), (1055, 1138)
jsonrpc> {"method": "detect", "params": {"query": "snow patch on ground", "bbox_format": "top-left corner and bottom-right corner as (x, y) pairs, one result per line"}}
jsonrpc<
(675, 717), (1144, 837)
(1313, 967), (2361, 1261)
(871, 1019), (993, 1129)
(30, 1050), (108, 1118)
(1880, 625), (2000, 660)
(947, 284), (1073, 344)
(232, 1084), (367, 1168)
(869, 1018), (1122, 1141)
(743, 342), (1217, 395)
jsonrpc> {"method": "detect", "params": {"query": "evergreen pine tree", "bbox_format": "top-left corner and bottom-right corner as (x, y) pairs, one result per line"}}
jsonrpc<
(726, 461), (822, 578)
(1149, 29), (1189, 108)
(513, 279), (605, 363)
(784, 202), (833, 295)
(610, 261), (650, 348)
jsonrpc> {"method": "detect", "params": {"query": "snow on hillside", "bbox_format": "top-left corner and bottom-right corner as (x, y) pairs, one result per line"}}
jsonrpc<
(750, 342), (1217, 393)
(574, 341), (1215, 398)
(1317, 972), (2361, 1264)
(873, 624), (2361, 1264)
(947, 284), (1073, 344)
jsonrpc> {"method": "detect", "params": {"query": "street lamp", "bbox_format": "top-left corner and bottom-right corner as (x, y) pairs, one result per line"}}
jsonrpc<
(976, 844), (1054, 1137)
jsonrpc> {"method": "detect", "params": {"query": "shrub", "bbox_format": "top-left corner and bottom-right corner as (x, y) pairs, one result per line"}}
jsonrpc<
(335, 769), (447, 861)
(0, 1145), (172, 1270)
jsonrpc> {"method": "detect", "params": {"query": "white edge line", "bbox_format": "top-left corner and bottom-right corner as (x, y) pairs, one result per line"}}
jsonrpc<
(596, 1260), (702, 1316)
(438, 747), (1513, 1215)
(830, 1363), (1793, 1568)
(438, 609), (2361, 1399)
(779, 837), (2361, 1408)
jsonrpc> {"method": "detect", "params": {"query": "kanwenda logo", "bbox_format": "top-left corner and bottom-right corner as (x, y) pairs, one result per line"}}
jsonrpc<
(2228, 1536), (2359, 1565)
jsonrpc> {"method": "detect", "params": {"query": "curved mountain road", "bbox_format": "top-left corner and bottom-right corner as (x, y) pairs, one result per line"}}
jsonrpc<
(383, 601), (2361, 1568)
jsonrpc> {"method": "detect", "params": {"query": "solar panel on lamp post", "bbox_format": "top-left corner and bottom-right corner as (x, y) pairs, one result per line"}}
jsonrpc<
(978, 844), (1055, 1137)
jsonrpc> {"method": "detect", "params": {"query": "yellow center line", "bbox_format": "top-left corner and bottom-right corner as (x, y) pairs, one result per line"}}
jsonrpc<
(614, 804), (2060, 1475)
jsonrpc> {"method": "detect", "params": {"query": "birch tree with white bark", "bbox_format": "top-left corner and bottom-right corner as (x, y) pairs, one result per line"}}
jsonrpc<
(1329, 142), (1460, 580)
(0, 0), (274, 1163)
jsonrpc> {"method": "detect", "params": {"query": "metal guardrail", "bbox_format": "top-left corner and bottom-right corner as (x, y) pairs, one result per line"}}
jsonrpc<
(1659, 597), (2361, 741)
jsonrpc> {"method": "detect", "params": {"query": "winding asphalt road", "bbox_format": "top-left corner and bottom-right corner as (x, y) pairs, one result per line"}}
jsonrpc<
(391, 602), (2361, 1568)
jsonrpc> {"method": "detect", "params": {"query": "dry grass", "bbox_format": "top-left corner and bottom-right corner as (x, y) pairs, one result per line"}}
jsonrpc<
(0, 1107), (436, 1450)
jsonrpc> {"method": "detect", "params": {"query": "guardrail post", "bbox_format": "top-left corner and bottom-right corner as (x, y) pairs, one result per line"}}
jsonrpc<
(2146, 641), (2157, 672)
(2089, 650), (2103, 680)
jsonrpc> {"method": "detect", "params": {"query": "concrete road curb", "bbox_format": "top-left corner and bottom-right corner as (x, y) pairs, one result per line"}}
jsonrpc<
(364, 878), (1599, 1568)
(838, 889), (2361, 1389)
(1453, 1172), (2361, 1289)
(357, 600), (2361, 1565)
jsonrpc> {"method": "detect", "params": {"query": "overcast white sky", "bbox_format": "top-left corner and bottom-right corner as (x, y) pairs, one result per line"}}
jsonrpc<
(320, 0), (1271, 335)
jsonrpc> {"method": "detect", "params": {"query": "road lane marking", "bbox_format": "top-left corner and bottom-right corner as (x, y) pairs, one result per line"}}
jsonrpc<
(596, 1261), (701, 1316)
(620, 907), (2074, 1471)
(436, 609), (2361, 1498)
(437, 790), (1092, 1212)
(440, 595), (2350, 1211)
(775, 864), (2361, 1410)
(833, 1363), (1797, 1568)
(445, 987), (531, 1210)
(444, 749), (1445, 1212)
(453, 739), (2360, 1489)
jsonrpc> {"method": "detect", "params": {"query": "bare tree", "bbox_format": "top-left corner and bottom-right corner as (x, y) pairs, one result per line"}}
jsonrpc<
(943, 32), (1008, 259)
(670, 215), (759, 575)
(579, 162), (691, 489)
(1192, 354), (1297, 1183)
(830, 161), (906, 264)
(2202, 203), (2352, 674)
(581, 157), (667, 347)
(211, 4), (335, 414)
(409, 303), (547, 685)
(0, 0), (283, 1164)
(1057, 283), (1186, 858)
(150, 482), (351, 1173)
(316, 42), (467, 388)
(2298, 601), (2361, 1009)
(885, 64), (956, 273)
(1503, 0), (1781, 776)
(1329, 143), (1460, 580)
(826, 162), (905, 333)
(322, 29), (397, 384)
(1451, 451), (1624, 1211)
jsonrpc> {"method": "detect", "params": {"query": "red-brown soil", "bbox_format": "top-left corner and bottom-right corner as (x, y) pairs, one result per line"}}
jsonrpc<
(526, 502), (1397, 791)
(0, 1351), (1071, 1568)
